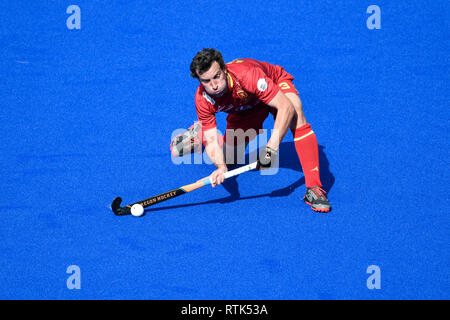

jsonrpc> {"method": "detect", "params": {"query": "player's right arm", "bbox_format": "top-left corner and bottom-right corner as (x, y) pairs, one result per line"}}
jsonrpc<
(203, 127), (228, 187)
(195, 89), (227, 187)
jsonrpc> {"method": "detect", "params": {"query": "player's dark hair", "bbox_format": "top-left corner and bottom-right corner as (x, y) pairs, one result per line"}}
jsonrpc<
(190, 48), (225, 79)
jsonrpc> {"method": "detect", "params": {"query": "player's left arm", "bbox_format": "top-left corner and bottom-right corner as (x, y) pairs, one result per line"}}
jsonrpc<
(240, 66), (294, 152)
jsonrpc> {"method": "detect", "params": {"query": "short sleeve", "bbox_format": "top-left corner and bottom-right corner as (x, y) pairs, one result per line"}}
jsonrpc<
(195, 89), (217, 130)
(239, 66), (280, 104)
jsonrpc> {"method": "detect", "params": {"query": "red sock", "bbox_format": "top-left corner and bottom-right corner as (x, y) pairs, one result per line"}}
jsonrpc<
(293, 123), (322, 188)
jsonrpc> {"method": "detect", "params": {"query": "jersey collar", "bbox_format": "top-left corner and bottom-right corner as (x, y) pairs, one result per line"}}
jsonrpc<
(226, 71), (234, 89)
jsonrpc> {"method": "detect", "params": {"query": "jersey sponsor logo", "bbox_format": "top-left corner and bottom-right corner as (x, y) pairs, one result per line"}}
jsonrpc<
(236, 105), (253, 112)
(257, 78), (268, 92)
(202, 92), (215, 105)
(218, 104), (234, 112)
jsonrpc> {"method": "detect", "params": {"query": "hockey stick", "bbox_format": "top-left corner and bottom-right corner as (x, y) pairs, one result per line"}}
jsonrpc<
(111, 161), (258, 216)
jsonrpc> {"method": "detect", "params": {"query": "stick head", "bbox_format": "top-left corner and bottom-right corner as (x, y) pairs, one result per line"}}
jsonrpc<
(111, 197), (132, 216)
(111, 197), (123, 215)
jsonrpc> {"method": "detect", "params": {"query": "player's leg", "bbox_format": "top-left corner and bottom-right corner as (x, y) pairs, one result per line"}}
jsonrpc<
(283, 90), (322, 186)
(211, 111), (265, 197)
(278, 81), (331, 212)
(223, 111), (265, 167)
(223, 135), (250, 167)
(169, 112), (261, 164)
(220, 129), (249, 199)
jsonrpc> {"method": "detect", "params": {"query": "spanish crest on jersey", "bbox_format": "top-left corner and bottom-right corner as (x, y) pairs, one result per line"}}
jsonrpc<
(236, 87), (250, 103)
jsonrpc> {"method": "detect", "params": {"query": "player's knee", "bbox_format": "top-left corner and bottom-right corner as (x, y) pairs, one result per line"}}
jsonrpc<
(289, 102), (307, 131)
(223, 138), (250, 166)
(291, 98), (306, 126)
(296, 108), (307, 126)
(285, 92), (302, 112)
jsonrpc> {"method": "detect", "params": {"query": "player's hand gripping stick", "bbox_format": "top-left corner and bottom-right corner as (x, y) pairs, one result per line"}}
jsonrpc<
(256, 146), (278, 170)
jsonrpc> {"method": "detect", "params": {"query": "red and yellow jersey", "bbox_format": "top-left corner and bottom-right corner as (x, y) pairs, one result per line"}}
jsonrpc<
(194, 58), (295, 131)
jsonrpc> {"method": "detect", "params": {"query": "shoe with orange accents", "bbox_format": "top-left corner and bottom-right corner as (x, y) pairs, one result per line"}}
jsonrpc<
(303, 186), (331, 212)
(170, 121), (203, 157)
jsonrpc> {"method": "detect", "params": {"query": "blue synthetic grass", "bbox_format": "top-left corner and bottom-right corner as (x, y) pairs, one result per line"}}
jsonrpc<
(0, 0), (448, 299)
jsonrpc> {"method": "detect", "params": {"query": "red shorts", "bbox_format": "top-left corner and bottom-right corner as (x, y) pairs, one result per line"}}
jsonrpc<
(224, 73), (298, 144)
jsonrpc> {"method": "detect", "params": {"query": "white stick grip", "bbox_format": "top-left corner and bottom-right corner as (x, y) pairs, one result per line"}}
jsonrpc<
(223, 162), (258, 179)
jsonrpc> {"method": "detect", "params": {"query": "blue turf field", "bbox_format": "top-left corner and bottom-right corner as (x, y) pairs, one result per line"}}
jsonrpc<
(0, 1), (448, 299)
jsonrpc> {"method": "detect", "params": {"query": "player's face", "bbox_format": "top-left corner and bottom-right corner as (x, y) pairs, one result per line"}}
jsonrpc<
(197, 61), (228, 97)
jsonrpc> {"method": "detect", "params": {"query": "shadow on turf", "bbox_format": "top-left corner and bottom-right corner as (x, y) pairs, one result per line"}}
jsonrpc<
(144, 142), (334, 213)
